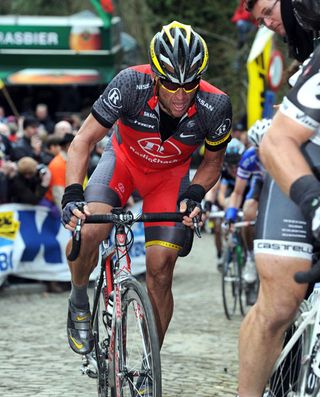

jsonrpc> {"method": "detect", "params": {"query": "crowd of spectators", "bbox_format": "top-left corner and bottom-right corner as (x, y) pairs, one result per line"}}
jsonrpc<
(0, 103), (109, 292)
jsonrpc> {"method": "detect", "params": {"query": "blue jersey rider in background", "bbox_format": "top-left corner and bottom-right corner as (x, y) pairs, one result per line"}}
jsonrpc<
(225, 119), (271, 303)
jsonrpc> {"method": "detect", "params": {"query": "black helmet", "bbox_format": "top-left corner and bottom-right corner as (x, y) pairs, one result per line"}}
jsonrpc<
(149, 21), (209, 84)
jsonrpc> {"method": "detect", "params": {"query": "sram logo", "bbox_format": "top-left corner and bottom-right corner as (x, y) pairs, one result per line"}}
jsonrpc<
(137, 137), (181, 158)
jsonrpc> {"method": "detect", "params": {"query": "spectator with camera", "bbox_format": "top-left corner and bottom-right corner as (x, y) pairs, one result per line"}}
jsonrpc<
(9, 156), (51, 205)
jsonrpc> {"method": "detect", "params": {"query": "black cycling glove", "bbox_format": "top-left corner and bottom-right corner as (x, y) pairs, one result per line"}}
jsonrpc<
(290, 174), (320, 240)
(61, 184), (86, 226)
(178, 184), (206, 237)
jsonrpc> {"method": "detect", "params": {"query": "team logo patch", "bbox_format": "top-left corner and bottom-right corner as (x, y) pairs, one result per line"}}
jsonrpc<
(107, 88), (122, 109)
(297, 74), (320, 110)
(216, 118), (231, 136)
(138, 137), (181, 158)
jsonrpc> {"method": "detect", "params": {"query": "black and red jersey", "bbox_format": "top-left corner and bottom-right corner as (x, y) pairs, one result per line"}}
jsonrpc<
(92, 64), (232, 171)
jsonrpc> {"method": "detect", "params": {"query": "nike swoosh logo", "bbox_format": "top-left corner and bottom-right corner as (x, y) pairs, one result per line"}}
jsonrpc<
(69, 334), (84, 350)
(180, 132), (195, 138)
(76, 314), (90, 321)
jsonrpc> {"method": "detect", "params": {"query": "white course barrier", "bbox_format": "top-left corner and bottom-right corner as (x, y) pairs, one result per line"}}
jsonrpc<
(0, 202), (146, 287)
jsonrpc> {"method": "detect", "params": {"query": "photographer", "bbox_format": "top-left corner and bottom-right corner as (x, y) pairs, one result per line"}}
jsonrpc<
(9, 156), (51, 205)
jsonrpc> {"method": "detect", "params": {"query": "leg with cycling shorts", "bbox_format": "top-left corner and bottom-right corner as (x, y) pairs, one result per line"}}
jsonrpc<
(238, 253), (310, 397)
(237, 174), (313, 397)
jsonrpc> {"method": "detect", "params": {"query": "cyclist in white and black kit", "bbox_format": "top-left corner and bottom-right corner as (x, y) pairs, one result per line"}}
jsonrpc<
(237, 1), (320, 396)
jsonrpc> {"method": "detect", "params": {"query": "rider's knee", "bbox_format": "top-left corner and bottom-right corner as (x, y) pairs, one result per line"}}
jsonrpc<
(146, 246), (177, 286)
(77, 225), (105, 259)
(255, 293), (301, 334)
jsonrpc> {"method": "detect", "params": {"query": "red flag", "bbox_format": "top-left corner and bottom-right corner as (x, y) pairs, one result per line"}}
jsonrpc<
(101, 0), (114, 14)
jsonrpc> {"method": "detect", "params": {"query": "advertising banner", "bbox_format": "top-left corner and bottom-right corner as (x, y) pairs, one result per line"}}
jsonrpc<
(0, 203), (146, 287)
(247, 27), (274, 128)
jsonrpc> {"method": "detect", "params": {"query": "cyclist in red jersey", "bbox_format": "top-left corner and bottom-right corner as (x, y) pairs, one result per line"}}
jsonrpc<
(61, 21), (232, 357)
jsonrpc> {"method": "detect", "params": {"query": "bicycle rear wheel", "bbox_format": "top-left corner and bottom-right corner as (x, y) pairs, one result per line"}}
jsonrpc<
(222, 248), (241, 320)
(110, 277), (161, 397)
(265, 304), (310, 397)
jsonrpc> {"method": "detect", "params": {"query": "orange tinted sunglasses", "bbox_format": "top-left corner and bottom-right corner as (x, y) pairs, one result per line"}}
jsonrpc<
(159, 78), (200, 93)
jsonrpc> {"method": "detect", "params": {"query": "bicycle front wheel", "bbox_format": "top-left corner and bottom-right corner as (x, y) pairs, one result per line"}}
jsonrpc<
(222, 248), (241, 320)
(110, 277), (161, 397)
(92, 278), (110, 397)
(265, 303), (311, 397)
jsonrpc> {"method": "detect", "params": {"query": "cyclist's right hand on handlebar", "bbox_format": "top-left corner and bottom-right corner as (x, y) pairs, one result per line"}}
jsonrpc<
(225, 207), (238, 223)
(61, 184), (90, 231)
(62, 201), (89, 230)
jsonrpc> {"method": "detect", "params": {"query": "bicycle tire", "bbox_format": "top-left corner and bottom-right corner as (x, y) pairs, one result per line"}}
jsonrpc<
(92, 277), (111, 397)
(265, 304), (311, 397)
(109, 277), (161, 397)
(222, 248), (240, 320)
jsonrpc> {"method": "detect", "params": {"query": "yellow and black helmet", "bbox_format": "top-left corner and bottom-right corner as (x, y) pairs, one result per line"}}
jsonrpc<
(149, 21), (209, 84)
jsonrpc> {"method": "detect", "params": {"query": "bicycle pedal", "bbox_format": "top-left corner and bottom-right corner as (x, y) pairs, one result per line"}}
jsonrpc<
(80, 354), (98, 378)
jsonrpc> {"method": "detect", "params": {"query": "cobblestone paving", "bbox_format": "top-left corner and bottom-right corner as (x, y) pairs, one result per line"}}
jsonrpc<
(0, 232), (243, 397)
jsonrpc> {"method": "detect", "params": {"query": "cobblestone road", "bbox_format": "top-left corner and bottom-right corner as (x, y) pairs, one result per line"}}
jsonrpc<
(0, 232), (243, 397)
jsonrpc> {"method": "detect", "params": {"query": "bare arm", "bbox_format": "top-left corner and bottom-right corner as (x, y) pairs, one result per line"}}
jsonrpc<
(217, 183), (228, 209)
(260, 111), (314, 195)
(63, 114), (110, 229)
(181, 147), (225, 227)
(228, 177), (247, 209)
(66, 114), (110, 186)
(191, 147), (226, 190)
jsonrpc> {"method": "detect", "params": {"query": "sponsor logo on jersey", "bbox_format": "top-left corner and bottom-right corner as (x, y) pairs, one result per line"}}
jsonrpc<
(196, 97), (214, 111)
(216, 118), (231, 136)
(117, 183), (125, 193)
(137, 137), (181, 158)
(281, 98), (319, 130)
(180, 132), (195, 138)
(142, 111), (157, 119)
(297, 74), (320, 109)
(107, 88), (122, 109)
(133, 120), (155, 129)
(186, 120), (196, 129)
(136, 83), (151, 90)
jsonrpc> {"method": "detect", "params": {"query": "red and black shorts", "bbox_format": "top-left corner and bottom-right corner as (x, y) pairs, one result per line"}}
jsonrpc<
(85, 136), (190, 250)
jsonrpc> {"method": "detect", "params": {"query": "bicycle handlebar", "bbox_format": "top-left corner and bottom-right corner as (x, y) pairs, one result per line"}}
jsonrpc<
(294, 260), (320, 284)
(67, 211), (194, 261)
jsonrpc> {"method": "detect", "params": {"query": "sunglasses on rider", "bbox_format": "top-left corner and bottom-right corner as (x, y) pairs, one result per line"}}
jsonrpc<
(159, 78), (200, 93)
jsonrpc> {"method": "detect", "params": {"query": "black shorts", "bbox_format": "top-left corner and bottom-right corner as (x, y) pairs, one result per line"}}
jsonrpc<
(254, 141), (320, 261)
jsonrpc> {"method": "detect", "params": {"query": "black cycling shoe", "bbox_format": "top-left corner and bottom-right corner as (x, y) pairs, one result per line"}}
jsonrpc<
(67, 300), (94, 355)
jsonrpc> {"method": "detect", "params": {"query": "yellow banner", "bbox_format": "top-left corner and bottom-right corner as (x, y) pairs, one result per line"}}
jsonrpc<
(0, 79), (4, 90)
(247, 27), (274, 128)
(0, 211), (20, 239)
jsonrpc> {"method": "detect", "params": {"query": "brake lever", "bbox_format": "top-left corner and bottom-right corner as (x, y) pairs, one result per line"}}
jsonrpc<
(192, 216), (202, 238)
